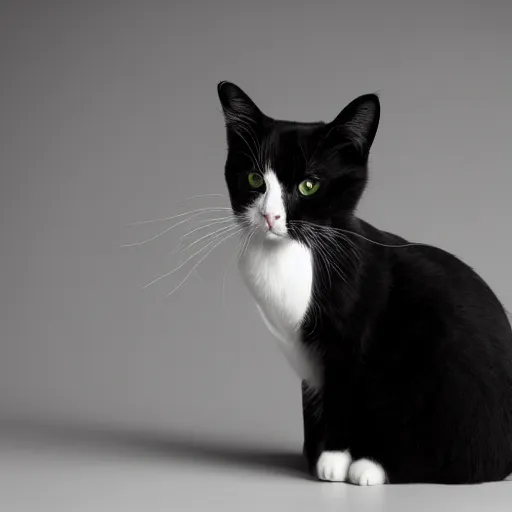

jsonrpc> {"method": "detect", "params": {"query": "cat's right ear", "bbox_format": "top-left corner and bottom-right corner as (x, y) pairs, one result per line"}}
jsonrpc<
(217, 81), (264, 128)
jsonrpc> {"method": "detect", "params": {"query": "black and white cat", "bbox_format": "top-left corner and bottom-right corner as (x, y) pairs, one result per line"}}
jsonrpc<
(217, 81), (512, 485)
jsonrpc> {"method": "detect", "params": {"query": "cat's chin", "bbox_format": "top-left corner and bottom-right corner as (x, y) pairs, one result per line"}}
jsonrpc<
(261, 229), (288, 242)
(266, 230), (286, 239)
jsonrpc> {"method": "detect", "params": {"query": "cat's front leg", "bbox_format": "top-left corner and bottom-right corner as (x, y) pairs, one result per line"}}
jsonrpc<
(301, 380), (323, 473)
(315, 359), (352, 482)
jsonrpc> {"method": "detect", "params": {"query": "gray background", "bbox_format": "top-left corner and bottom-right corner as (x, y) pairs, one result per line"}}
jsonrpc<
(1, 0), (512, 510)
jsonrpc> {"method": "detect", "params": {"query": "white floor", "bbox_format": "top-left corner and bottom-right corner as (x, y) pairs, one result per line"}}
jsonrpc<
(1, 422), (512, 511)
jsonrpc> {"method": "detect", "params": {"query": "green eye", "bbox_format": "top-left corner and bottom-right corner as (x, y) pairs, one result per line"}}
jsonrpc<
(248, 172), (264, 189)
(298, 179), (320, 196)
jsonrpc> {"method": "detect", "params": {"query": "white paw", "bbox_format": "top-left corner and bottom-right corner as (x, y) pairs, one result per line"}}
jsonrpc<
(348, 458), (387, 486)
(316, 450), (352, 482)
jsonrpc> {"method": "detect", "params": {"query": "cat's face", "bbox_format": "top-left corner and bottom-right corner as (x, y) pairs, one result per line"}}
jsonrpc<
(218, 82), (380, 244)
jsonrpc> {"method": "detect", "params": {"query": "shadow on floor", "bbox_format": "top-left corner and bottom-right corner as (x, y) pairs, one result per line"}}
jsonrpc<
(0, 418), (310, 479)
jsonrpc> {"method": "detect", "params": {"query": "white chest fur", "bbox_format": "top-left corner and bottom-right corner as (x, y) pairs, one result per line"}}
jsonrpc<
(239, 236), (322, 389)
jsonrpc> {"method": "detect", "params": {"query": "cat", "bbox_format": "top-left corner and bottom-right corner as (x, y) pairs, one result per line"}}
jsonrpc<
(217, 81), (512, 485)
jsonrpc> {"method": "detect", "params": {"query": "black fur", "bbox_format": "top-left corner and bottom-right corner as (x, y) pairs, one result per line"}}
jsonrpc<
(218, 81), (512, 484)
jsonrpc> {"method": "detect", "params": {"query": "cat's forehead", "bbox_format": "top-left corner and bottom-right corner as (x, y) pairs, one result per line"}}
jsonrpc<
(265, 120), (325, 146)
(261, 121), (326, 182)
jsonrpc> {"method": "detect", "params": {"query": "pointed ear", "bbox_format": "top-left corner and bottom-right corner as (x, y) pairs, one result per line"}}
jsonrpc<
(329, 94), (380, 154)
(217, 81), (264, 127)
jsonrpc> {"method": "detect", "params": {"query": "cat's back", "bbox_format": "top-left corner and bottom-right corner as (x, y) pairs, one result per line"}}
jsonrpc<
(361, 229), (512, 394)
(359, 218), (510, 326)
(355, 219), (512, 362)
(390, 240), (510, 330)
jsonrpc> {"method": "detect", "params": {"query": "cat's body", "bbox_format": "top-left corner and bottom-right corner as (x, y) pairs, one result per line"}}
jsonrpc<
(217, 81), (512, 484)
(302, 219), (512, 484)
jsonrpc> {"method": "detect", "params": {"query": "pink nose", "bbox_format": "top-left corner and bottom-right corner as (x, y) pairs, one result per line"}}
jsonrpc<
(263, 213), (281, 229)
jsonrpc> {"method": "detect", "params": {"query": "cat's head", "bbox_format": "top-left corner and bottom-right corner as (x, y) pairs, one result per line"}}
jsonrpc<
(217, 81), (380, 243)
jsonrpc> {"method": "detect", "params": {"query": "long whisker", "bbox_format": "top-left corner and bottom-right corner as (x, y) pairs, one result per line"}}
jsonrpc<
(121, 210), (231, 248)
(303, 221), (360, 257)
(170, 223), (236, 258)
(321, 242), (351, 286)
(143, 224), (240, 289)
(239, 225), (258, 261)
(221, 227), (253, 310)
(335, 229), (427, 248)
(178, 217), (235, 241)
(314, 227), (361, 265)
(290, 220), (425, 249)
(221, 223), (257, 308)
(127, 207), (232, 226)
(171, 193), (227, 203)
(303, 228), (332, 289)
(309, 229), (348, 286)
(290, 222), (357, 292)
(315, 245), (332, 290)
(336, 231), (360, 255)
(165, 228), (243, 298)
(167, 217), (235, 258)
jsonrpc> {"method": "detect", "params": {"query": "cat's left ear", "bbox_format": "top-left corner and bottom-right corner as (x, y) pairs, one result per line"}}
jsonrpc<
(329, 94), (380, 154)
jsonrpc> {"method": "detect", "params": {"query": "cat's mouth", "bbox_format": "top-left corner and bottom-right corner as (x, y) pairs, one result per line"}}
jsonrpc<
(259, 218), (287, 239)
(252, 222), (287, 240)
